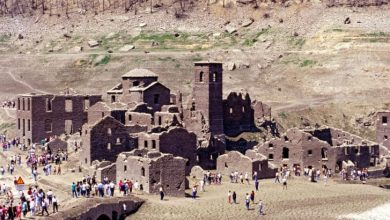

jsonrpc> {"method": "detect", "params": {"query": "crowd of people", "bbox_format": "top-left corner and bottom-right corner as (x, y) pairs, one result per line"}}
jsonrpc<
(1, 101), (15, 109)
(0, 186), (60, 219)
(0, 134), (66, 219)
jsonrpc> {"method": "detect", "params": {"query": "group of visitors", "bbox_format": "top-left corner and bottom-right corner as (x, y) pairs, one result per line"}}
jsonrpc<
(1, 101), (15, 108)
(340, 167), (369, 182)
(0, 186), (60, 219)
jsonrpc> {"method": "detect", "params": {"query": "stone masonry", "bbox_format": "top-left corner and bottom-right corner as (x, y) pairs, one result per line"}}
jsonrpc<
(116, 149), (186, 196)
(16, 93), (101, 144)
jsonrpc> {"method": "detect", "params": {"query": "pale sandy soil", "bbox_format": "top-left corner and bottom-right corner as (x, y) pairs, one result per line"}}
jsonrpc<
(130, 177), (390, 220)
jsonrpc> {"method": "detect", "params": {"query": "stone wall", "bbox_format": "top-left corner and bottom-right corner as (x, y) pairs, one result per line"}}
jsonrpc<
(80, 116), (136, 167)
(47, 137), (68, 153)
(36, 197), (143, 220)
(16, 93), (101, 144)
(376, 111), (390, 151)
(117, 150), (186, 196)
(223, 92), (255, 136)
(137, 127), (197, 175)
(216, 150), (276, 179)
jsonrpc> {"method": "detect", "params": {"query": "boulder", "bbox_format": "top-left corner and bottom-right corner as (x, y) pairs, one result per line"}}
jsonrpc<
(241, 18), (254, 27)
(119, 44), (135, 52)
(88, 40), (99, 48)
(225, 25), (237, 34)
(227, 62), (236, 71)
(63, 33), (72, 38)
(69, 46), (83, 53)
(139, 23), (147, 27)
(213, 32), (221, 37)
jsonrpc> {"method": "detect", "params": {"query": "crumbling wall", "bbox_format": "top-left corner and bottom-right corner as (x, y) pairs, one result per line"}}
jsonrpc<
(376, 112), (390, 151)
(117, 150), (186, 196)
(47, 137), (68, 153)
(222, 92), (255, 136)
(80, 116), (136, 167)
(16, 94), (101, 144)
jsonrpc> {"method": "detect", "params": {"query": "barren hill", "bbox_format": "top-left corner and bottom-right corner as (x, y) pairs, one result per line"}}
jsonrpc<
(0, 2), (389, 141)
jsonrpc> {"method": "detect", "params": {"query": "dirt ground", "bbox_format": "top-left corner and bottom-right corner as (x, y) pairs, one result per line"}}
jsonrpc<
(131, 177), (390, 220)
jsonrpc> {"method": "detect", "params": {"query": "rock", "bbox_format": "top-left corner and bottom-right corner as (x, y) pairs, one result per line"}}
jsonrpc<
(241, 18), (254, 27)
(344, 17), (351, 24)
(293, 32), (299, 37)
(174, 32), (180, 37)
(139, 23), (147, 27)
(53, 45), (63, 52)
(225, 25), (237, 34)
(119, 44), (135, 52)
(18, 34), (24, 40)
(363, 122), (372, 127)
(213, 32), (221, 37)
(257, 64), (263, 69)
(237, 61), (250, 69)
(63, 33), (72, 38)
(105, 32), (117, 39)
(69, 46), (83, 53)
(279, 18), (284, 23)
(107, 49), (113, 53)
(227, 62), (236, 71)
(88, 40), (99, 48)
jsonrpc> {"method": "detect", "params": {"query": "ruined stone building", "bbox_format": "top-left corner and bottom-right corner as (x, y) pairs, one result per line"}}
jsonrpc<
(81, 116), (137, 166)
(222, 92), (271, 136)
(216, 150), (277, 179)
(16, 93), (101, 144)
(106, 69), (172, 113)
(117, 149), (186, 196)
(376, 111), (390, 151)
(257, 127), (380, 171)
(137, 127), (197, 175)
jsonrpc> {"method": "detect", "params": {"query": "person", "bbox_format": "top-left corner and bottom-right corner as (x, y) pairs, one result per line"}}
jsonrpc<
(71, 182), (77, 198)
(245, 193), (250, 210)
(323, 172), (328, 186)
(109, 181), (115, 197)
(258, 200), (265, 215)
(282, 177), (287, 190)
(192, 185), (197, 199)
(228, 191), (232, 204)
(200, 179), (205, 192)
(159, 187), (164, 201)
(255, 179), (259, 191)
(245, 172), (250, 185)
(47, 189), (53, 205)
(53, 196), (59, 213)
(239, 173), (244, 184)
(274, 172), (280, 183)
(232, 191), (237, 204)
(22, 200), (28, 217)
(41, 198), (49, 216)
(250, 191), (255, 204)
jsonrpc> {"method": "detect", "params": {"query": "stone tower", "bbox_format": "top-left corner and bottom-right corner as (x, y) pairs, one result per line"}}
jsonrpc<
(192, 61), (224, 135)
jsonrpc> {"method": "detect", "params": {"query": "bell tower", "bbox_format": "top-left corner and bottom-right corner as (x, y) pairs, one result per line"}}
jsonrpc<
(192, 61), (223, 135)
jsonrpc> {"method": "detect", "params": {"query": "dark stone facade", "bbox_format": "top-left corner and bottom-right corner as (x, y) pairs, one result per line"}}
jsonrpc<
(80, 116), (137, 166)
(117, 149), (186, 196)
(257, 127), (380, 171)
(137, 127), (197, 175)
(376, 111), (390, 151)
(16, 93), (101, 144)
